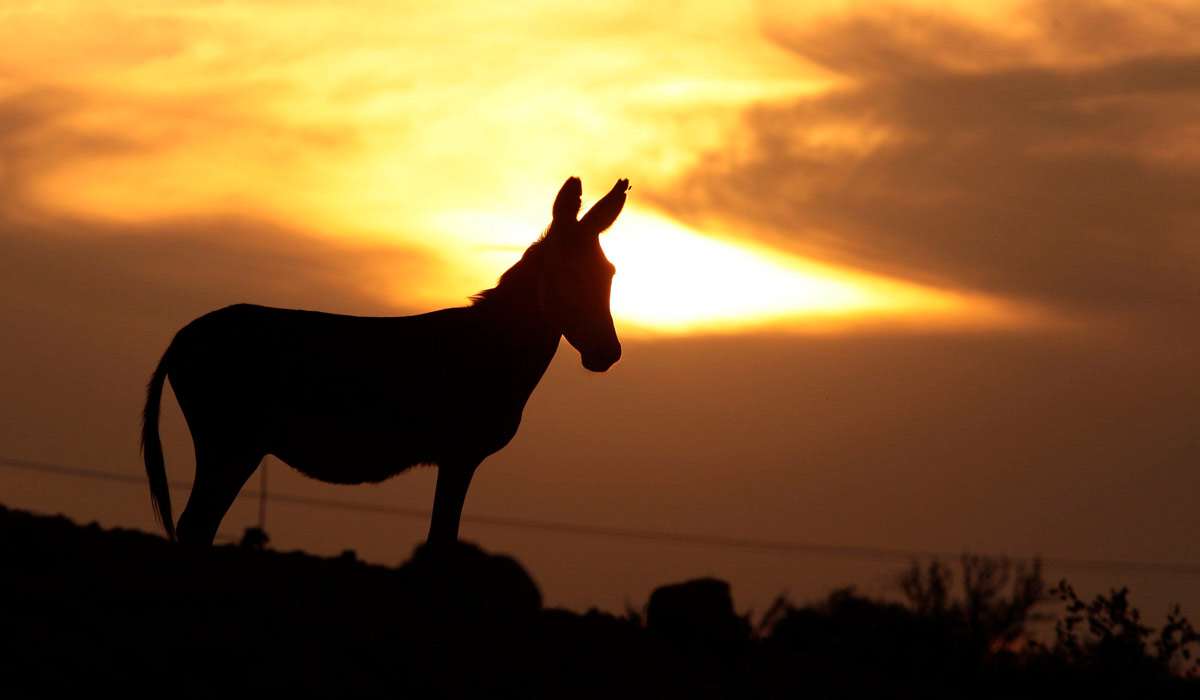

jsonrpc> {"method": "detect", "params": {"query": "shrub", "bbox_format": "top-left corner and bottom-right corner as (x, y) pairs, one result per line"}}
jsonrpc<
(1043, 580), (1200, 683)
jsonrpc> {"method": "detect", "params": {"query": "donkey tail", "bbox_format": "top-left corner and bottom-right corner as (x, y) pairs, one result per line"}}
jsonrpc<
(141, 347), (176, 541)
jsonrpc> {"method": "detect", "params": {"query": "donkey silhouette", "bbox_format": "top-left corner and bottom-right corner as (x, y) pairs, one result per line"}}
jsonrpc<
(142, 176), (628, 545)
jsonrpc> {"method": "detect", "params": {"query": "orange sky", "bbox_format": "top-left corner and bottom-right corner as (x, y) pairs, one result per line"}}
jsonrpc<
(2, 0), (1198, 618)
(0, 1), (1039, 332)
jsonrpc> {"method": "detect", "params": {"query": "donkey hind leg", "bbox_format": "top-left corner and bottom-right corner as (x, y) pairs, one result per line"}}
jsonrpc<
(176, 443), (264, 546)
(428, 460), (480, 544)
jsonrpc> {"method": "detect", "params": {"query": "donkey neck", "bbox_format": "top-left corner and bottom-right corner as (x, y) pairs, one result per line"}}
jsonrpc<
(469, 241), (561, 365)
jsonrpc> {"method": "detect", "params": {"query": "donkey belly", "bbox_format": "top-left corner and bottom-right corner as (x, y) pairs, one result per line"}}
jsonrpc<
(269, 401), (525, 485)
(268, 404), (435, 484)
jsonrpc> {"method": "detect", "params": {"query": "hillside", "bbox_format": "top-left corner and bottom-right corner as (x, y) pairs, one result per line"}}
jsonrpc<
(2, 503), (1195, 698)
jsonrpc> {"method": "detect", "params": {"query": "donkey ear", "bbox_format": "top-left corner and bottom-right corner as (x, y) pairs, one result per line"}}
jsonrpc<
(552, 176), (582, 223)
(579, 178), (629, 235)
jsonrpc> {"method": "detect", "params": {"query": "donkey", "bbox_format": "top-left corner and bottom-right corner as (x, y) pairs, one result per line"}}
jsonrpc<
(142, 176), (628, 545)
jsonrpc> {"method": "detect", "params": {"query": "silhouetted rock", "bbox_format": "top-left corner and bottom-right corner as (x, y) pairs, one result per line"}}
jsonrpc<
(396, 540), (542, 618)
(647, 578), (749, 649)
(239, 525), (269, 549)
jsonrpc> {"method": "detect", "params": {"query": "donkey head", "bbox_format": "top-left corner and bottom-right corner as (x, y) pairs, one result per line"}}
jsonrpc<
(541, 176), (628, 372)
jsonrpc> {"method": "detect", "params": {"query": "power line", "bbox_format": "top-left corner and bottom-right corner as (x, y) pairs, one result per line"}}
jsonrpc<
(3, 458), (148, 484)
(3, 455), (1199, 578)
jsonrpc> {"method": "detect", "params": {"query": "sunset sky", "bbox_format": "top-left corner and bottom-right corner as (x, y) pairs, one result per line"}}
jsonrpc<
(2, 0), (1198, 617)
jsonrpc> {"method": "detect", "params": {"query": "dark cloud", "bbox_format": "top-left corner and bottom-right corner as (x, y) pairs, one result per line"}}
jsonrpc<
(654, 2), (1200, 330)
(0, 81), (433, 341)
(1023, 0), (1200, 59)
(0, 87), (144, 204)
(0, 211), (430, 322)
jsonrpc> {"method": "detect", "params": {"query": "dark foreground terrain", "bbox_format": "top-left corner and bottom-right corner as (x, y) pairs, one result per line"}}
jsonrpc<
(2, 504), (1196, 698)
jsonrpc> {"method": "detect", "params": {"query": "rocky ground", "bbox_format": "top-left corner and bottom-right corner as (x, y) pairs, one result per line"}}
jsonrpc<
(2, 503), (1195, 698)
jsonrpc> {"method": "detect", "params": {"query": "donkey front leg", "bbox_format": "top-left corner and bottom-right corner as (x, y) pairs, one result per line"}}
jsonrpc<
(428, 461), (479, 544)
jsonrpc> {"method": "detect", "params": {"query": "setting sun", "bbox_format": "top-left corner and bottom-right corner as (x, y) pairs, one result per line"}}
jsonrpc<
(602, 211), (990, 333)
(606, 211), (867, 330)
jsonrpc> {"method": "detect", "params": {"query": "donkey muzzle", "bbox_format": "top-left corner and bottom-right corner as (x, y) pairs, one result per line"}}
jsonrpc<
(582, 343), (621, 373)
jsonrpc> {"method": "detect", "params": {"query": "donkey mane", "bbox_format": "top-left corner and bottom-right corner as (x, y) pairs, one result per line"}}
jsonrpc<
(468, 235), (549, 306)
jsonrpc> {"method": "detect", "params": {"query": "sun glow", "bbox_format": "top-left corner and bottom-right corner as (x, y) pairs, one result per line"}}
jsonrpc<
(605, 213), (865, 330)
(602, 212), (997, 333)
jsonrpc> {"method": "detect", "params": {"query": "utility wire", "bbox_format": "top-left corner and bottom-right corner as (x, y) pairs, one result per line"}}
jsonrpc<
(3, 455), (1199, 578)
